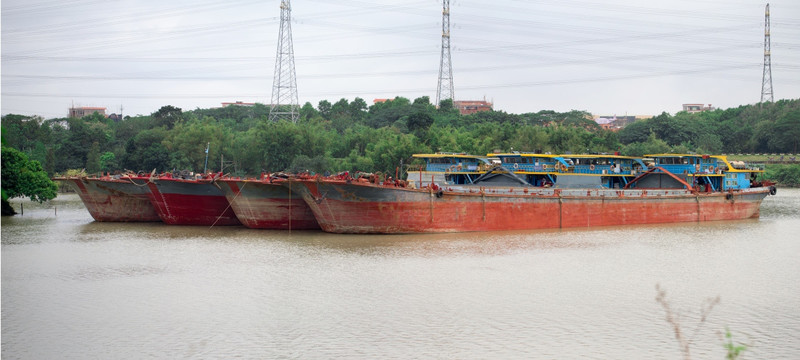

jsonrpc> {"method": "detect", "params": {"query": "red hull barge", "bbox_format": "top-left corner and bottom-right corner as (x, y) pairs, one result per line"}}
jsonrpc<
(287, 179), (771, 234)
(54, 176), (161, 222)
(137, 176), (241, 226)
(215, 178), (319, 230)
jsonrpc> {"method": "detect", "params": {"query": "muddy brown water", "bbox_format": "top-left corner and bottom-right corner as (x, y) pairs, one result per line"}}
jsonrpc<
(3, 190), (799, 359)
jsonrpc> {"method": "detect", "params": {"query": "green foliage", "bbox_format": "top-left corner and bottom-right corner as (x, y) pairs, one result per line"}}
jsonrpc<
(317, 100), (332, 119)
(121, 128), (170, 172)
(151, 105), (183, 129)
(618, 118), (652, 144)
(1, 146), (58, 207)
(621, 132), (670, 156)
(99, 151), (118, 172)
(4, 99), (799, 178)
(86, 141), (101, 173)
(165, 116), (233, 172)
(766, 164), (800, 186)
(407, 111), (434, 136)
(299, 102), (319, 121)
(618, 100), (800, 155)
(770, 110), (800, 153)
(288, 155), (329, 174)
(1, 189), (14, 216)
(723, 328), (747, 360)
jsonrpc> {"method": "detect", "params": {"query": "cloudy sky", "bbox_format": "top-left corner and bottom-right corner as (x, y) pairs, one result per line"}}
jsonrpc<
(2, 0), (799, 119)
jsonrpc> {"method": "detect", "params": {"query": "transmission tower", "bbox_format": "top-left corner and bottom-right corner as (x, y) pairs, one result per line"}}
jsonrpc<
(269, 0), (299, 122)
(436, 0), (454, 106)
(761, 3), (773, 103)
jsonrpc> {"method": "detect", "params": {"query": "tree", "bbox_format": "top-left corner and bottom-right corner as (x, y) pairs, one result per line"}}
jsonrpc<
(52, 116), (111, 173)
(366, 97), (415, 128)
(299, 102), (319, 121)
(363, 129), (430, 175)
(349, 97), (368, 123)
(165, 116), (233, 172)
(86, 141), (101, 173)
(771, 110), (800, 153)
(507, 126), (551, 153)
(618, 119), (651, 144)
(407, 111), (434, 137)
(288, 154), (329, 174)
(317, 100), (332, 119)
(438, 98), (454, 111)
(152, 105), (183, 129)
(621, 132), (670, 156)
(330, 98), (355, 132)
(2, 146), (58, 215)
(99, 152), (119, 172)
(121, 128), (170, 172)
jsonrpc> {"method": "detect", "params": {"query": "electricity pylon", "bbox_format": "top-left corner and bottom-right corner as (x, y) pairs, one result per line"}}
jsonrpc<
(761, 3), (774, 103)
(269, 0), (300, 122)
(436, 0), (454, 107)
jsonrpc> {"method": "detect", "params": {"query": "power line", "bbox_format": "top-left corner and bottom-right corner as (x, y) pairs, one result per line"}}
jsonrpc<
(3, 63), (780, 100)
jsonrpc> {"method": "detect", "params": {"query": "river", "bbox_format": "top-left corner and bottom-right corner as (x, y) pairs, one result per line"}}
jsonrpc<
(2, 190), (799, 359)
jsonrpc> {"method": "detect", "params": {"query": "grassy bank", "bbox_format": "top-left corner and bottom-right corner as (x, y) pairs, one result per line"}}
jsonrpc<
(763, 164), (800, 187)
(725, 154), (800, 163)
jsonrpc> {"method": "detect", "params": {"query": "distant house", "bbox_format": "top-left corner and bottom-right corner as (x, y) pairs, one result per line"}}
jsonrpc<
(453, 100), (493, 115)
(69, 106), (106, 118)
(593, 115), (651, 131)
(682, 104), (716, 113)
(222, 101), (256, 107)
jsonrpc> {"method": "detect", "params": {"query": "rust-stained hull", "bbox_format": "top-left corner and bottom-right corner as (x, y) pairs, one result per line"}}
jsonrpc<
(55, 177), (161, 222)
(143, 177), (241, 226)
(287, 179), (770, 234)
(215, 179), (319, 230)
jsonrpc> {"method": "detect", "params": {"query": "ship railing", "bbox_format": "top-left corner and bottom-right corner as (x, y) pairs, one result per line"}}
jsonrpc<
(508, 164), (548, 172)
(746, 163), (766, 171)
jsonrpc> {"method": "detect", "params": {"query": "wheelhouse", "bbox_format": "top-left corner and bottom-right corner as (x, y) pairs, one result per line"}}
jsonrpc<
(711, 155), (766, 190)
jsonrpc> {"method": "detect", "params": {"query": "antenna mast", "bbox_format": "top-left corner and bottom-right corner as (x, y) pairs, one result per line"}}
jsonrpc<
(269, 0), (300, 122)
(436, 0), (454, 106)
(761, 3), (774, 103)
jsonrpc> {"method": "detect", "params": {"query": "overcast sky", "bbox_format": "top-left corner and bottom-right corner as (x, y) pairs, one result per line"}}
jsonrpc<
(2, 0), (799, 119)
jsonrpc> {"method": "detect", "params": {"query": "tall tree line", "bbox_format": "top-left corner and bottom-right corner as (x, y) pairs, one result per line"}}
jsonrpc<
(2, 98), (798, 177)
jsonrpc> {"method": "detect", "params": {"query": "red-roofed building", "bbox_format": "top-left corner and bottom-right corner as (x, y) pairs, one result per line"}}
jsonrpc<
(453, 100), (492, 115)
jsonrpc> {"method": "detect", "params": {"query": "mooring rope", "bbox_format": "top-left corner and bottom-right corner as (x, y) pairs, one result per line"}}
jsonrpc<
(209, 181), (246, 229)
(127, 177), (149, 187)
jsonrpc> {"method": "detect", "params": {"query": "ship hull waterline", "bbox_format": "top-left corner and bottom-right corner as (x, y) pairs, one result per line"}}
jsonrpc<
(57, 177), (162, 222)
(215, 179), (320, 230)
(142, 178), (241, 226)
(287, 179), (769, 234)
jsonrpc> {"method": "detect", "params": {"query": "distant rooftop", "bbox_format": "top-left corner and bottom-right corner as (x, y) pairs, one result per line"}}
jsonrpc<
(221, 101), (256, 107)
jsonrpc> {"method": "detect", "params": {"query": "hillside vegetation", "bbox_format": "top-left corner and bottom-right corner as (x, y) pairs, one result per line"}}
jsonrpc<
(3, 98), (799, 183)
